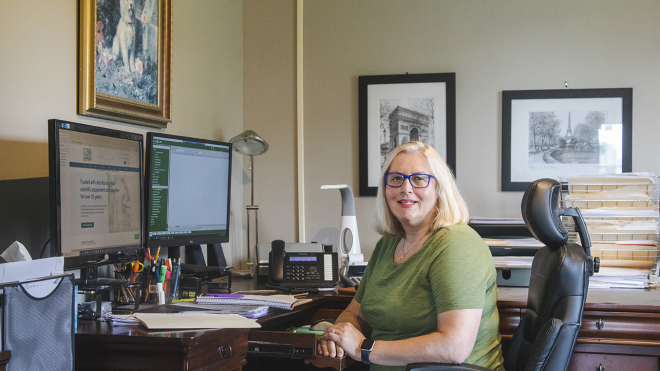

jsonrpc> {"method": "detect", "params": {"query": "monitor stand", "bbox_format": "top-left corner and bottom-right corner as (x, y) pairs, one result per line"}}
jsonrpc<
(76, 266), (142, 318)
(168, 244), (232, 290)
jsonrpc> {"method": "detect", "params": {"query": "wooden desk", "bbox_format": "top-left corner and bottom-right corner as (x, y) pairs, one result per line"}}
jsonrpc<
(75, 280), (660, 371)
(0, 351), (10, 371)
(499, 287), (660, 371)
(76, 321), (249, 371)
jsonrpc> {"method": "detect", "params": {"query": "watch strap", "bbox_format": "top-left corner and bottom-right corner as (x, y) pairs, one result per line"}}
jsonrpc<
(360, 339), (375, 365)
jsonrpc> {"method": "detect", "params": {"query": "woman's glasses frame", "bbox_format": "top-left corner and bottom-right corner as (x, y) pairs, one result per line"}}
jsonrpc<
(384, 172), (436, 188)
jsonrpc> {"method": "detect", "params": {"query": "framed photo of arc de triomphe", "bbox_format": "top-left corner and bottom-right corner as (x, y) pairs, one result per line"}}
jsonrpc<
(358, 73), (456, 196)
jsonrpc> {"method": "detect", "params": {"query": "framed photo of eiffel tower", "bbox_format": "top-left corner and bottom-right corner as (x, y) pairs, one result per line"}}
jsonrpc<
(501, 88), (632, 192)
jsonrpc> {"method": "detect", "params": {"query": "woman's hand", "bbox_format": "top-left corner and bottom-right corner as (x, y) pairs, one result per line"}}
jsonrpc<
(319, 322), (366, 361)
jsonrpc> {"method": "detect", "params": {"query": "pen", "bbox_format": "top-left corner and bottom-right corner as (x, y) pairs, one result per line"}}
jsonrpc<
(145, 259), (153, 300)
(172, 258), (180, 300)
(164, 270), (171, 294)
(154, 246), (161, 265)
(154, 263), (160, 284)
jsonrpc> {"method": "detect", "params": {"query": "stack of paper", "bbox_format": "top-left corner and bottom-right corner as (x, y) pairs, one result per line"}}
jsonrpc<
(107, 314), (140, 327)
(589, 267), (651, 289)
(492, 256), (534, 268)
(483, 238), (544, 247)
(172, 303), (269, 318)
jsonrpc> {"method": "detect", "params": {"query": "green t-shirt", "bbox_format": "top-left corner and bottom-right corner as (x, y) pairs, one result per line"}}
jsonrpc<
(354, 224), (504, 371)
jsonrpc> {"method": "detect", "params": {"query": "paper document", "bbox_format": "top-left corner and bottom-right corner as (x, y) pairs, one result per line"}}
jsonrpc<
(484, 238), (544, 247)
(172, 303), (269, 318)
(0, 256), (64, 284)
(589, 267), (651, 289)
(469, 217), (525, 225)
(107, 314), (140, 327)
(492, 256), (534, 268)
(133, 313), (261, 330)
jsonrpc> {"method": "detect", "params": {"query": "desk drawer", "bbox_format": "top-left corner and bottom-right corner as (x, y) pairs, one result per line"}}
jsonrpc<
(580, 312), (660, 341)
(249, 331), (316, 359)
(186, 329), (249, 371)
(569, 353), (659, 371)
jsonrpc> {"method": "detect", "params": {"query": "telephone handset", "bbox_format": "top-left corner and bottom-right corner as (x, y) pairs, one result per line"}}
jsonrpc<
(268, 240), (338, 288)
(269, 240), (286, 283)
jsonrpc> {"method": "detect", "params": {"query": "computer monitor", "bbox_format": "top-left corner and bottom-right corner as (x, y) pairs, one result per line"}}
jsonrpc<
(144, 133), (232, 260)
(48, 119), (143, 269)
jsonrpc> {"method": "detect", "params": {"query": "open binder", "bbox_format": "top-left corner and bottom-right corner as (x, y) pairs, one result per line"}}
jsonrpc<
(1, 274), (75, 371)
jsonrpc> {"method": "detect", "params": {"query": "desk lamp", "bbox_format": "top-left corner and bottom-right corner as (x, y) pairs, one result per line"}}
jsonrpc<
(230, 130), (269, 275)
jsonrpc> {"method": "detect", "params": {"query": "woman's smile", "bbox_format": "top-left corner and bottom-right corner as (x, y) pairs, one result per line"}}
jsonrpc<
(397, 199), (417, 208)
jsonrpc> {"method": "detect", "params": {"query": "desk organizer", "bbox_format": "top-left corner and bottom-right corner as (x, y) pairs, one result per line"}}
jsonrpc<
(560, 174), (659, 270)
(1, 274), (75, 371)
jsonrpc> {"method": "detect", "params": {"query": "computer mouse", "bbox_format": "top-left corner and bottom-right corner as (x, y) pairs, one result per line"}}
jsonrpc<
(309, 320), (334, 331)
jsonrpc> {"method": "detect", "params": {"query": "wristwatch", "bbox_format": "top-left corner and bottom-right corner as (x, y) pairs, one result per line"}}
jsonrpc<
(360, 339), (376, 365)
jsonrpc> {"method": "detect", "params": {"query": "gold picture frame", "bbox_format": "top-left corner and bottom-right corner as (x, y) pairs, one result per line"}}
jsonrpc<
(78, 0), (172, 128)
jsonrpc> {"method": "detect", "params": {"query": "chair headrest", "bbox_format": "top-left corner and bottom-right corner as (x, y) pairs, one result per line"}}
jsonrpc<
(521, 178), (568, 248)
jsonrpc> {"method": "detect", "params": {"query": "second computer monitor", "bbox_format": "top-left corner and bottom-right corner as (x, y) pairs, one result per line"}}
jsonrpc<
(145, 133), (232, 248)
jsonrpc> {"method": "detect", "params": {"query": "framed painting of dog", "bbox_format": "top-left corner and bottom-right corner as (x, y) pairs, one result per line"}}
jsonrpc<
(78, 0), (171, 128)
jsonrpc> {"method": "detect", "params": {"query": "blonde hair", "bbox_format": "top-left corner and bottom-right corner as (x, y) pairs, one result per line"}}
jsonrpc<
(373, 141), (469, 238)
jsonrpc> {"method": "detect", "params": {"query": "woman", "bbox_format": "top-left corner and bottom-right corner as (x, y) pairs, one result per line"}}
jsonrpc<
(319, 141), (504, 371)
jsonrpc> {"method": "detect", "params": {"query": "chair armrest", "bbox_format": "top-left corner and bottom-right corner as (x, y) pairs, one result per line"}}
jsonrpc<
(406, 363), (492, 371)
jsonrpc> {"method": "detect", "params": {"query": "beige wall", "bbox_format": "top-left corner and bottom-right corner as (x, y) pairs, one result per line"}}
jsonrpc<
(244, 0), (660, 260)
(243, 0), (298, 255)
(0, 0), (245, 267)
(3, 1), (660, 267)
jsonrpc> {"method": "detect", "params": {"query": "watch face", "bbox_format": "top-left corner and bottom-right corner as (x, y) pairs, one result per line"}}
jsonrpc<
(361, 339), (375, 351)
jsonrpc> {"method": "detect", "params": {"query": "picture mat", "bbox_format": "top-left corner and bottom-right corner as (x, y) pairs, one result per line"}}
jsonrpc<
(367, 82), (447, 188)
(510, 97), (624, 182)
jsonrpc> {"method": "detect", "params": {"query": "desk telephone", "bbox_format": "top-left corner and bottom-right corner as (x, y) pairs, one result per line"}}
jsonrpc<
(268, 240), (338, 289)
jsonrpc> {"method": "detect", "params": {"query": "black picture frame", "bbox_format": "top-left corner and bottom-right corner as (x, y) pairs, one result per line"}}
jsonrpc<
(502, 88), (632, 192)
(358, 73), (456, 196)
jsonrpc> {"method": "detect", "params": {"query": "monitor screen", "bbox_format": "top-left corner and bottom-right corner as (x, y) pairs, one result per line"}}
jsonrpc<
(48, 120), (143, 268)
(145, 133), (232, 248)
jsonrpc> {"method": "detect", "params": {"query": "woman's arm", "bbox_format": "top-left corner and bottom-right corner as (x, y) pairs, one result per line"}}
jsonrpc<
(368, 308), (481, 365)
(319, 299), (363, 358)
(321, 307), (482, 365)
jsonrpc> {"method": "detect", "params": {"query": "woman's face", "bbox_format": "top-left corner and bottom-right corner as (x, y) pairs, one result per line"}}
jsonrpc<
(385, 152), (438, 232)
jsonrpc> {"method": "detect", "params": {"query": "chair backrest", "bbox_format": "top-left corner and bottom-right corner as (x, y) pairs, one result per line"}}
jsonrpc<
(504, 178), (592, 371)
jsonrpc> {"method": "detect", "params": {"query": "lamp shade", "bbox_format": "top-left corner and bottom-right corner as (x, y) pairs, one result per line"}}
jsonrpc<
(229, 130), (268, 156)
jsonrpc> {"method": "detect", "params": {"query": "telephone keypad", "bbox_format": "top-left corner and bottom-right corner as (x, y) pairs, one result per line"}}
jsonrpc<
(285, 265), (322, 282)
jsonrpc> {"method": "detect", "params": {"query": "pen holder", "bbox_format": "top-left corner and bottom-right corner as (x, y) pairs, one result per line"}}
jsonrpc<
(148, 273), (176, 305)
(165, 272), (177, 303)
(114, 270), (146, 305)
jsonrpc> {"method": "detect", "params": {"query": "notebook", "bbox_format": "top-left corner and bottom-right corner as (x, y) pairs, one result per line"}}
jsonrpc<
(196, 294), (297, 310)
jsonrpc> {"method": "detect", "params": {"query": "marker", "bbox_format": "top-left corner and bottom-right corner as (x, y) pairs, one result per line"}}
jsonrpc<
(159, 265), (167, 284)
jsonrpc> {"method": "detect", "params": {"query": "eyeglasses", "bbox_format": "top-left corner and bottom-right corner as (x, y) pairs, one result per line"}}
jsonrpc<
(385, 172), (435, 188)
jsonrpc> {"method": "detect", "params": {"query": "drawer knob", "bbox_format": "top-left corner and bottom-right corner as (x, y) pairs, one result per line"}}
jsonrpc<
(598, 364), (604, 371)
(218, 345), (232, 359)
(596, 319), (604, 331)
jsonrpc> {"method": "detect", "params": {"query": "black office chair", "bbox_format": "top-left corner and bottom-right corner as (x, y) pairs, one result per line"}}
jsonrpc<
(407, 178), (598, 371)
